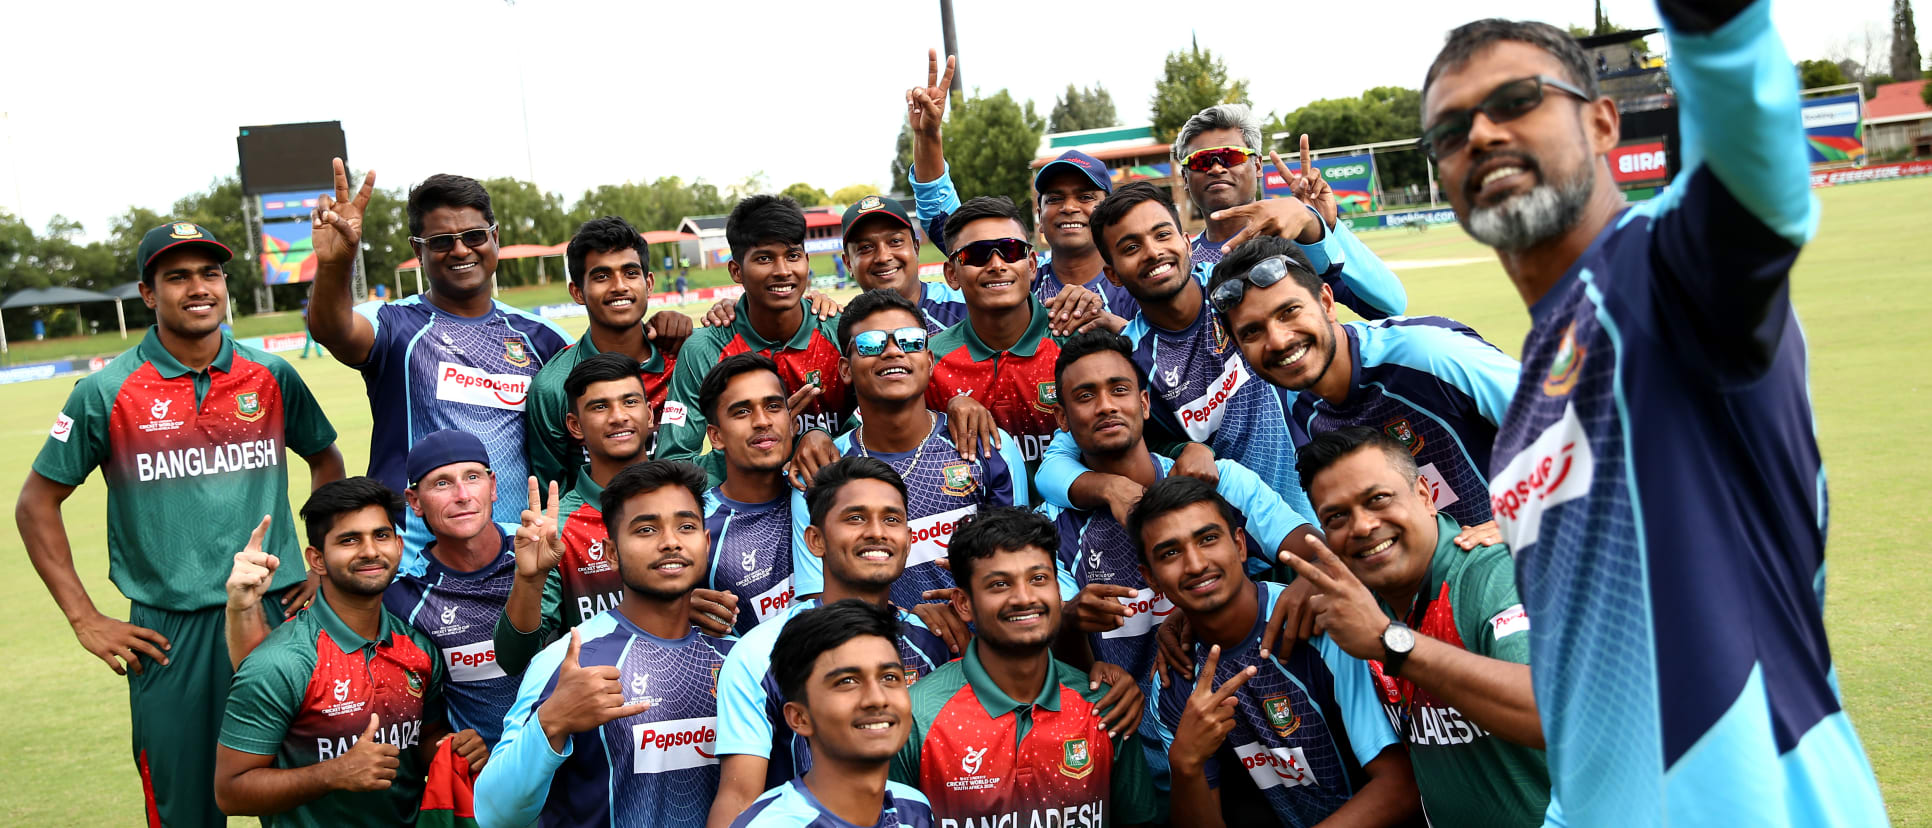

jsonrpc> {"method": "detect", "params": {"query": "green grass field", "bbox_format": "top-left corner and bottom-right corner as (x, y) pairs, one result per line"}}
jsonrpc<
(1, 180), (1927, 824)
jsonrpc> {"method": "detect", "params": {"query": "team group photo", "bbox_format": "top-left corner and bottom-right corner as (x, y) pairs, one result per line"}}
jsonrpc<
(2, 0), (1927, 825)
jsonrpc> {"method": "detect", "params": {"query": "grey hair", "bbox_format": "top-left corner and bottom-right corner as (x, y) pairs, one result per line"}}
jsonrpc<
(1423, 19), (1599, 100)
(1172, 103), (1262, 161)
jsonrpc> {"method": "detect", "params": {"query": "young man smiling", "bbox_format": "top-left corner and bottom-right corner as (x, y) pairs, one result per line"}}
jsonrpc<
(306, 162), (571, 575)
(477, 460), (736, 828)
(698, 353), (813, 634)
(525, 215), (692, 491)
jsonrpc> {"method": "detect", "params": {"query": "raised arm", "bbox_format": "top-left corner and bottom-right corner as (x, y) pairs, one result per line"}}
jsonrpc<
(308, 158), (379, 366)
(907, 50), (962, 249)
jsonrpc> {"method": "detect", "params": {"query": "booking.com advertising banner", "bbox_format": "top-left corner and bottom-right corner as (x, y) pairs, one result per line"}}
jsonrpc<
(1801, 93), (1865, 165)
(1264, 153), (1378, 213)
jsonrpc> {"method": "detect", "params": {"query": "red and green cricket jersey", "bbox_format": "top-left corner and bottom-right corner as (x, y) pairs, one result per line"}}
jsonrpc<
(924, 298), (1063, 475)
(31, 327), (337, 611)
(493, 467), (626, 677)
(889, 643), (1155, 827)
(656, 297), (848, 476)
(523, 329), (675, 490)
(1368, 514), (1549, 827)
(220, 592), (444, 828)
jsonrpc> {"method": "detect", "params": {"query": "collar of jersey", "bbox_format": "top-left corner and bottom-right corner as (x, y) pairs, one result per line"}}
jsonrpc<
(732, 295), (819, 351)
(139, 325), (236, 378)
(962, 639), (1063, 719)
(959, 295), (1052, 361)
(574, 328), (665, 373)
(571, 467), (607, 507)
(312, 591), (405, 655)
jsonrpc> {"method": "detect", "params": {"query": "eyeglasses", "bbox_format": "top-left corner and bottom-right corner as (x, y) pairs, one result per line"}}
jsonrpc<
(1180, 145), (1259, 173)
(1417, 75), (1592, 160)
(851, 326), (929, 357)
(1207, 254), (1311, 314)
(950, 237), (1033, 268)
(410, 224), (498, 254)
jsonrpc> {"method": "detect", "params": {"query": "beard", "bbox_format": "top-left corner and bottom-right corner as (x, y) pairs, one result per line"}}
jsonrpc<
(1279, 325), (1340, 393)
(1462, 157), (1595, 252)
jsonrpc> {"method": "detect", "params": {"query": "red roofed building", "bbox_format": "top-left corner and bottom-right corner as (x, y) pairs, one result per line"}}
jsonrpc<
(1865, 79), (1932, 159)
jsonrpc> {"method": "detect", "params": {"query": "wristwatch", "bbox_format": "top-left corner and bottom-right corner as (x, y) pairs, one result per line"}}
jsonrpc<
(1381, 621), (1416, 677)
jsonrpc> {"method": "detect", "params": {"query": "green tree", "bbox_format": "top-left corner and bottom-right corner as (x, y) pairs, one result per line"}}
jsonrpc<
(1264, 87), (1427, 198)
(1894, 0), (1922, 84)
(944, 89), (1047, 232)
(476, 178), (569, 287)
(1798, 58), (1852, 89)
(1150, 36), (1251, 143)
(1049, 84), (1119, 134)
(779, 182), (831, 207)
(831, 183), (877, 205)
(890, 118), (915, 195)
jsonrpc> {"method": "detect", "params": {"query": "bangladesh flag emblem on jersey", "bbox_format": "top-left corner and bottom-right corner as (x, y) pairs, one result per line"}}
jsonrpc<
(235, 391), (264, 422)
(1035, 381), (1058, 412)
(1542, 322), (1585, 396)
(1060, 737), (1093, 779)
(406, 668), (425, 698)
(1263, 694), (1300, 737)
(1383, 419), (1422, 455)
(806, 370), (823, 387)
(941, 462), (976, 497)
(504, 339), (530, 367)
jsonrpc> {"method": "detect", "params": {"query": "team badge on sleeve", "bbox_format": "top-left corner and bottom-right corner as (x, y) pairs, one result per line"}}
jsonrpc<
(504, 339), (531, 367)
(235, 392), (264, 422)
(941, 462), (977, 497)
(1263, 695), (1301, 737)
(1060, 737), (1093, 779)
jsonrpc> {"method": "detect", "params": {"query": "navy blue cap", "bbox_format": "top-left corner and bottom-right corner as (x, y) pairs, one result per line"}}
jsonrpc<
(1033, 150), (1113, 197)
(406, 430), (491, 486)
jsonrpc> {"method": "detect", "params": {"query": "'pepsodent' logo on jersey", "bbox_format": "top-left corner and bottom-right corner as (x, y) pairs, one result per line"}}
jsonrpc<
(753, 577), (794, 622)
(435, 362), (530, 410)
(1415, 462), (1461, 511)
(443, 640), (505, 682)
(1488, 604), (1530, 640)
(1489, 404), (1595, 551)
(907, 505), (977, 568)
(1100, 587), (1172, 640)
(660, 400), (688, 427)
(1234, 742), (1317, 790)
(1176, 354), (1250, 440)
(49, 412), (74, 442)
(632, 716), (719, 773)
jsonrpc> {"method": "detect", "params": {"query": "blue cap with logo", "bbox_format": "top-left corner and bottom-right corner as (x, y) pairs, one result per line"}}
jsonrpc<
(406, 430), (491, 487)
(1033, 150), (1113, 197)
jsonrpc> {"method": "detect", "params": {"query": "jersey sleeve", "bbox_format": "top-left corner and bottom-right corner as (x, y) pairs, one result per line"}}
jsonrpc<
(30, 374), (112, 486)
(1213, 459), (1312, 556)
(523, 361), (574, 492)
(1310, 635), (1403, 768)
(908, 162), (963, 252)
(1362, 321), (1521, 426)
(218, 643), (309, 756)
(473, 637), (573, 828)
(264, 354), (338, 456)
(888, 713), (924, 788)
(349, 301), (390, 373)
(1032, 430), (1090, 510)
(493, 568), (564, 677)
(1643, 0), (1815, 376)
(1111, 732), (1159, 825)
(1455, 546), (1532, 666)
(989, 428), (1031, 507)
(1295, 210), (1407, 320)
(790, 489), (820, 597)
(656, 329), (730, 463)
(715, 633), (777, 758)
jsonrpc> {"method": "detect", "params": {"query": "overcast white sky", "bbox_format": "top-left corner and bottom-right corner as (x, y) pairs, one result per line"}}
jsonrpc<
(0, 0), (1918, 240)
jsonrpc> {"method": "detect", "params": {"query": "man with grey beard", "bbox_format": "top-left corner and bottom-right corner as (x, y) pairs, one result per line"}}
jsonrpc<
(1419, 4), (1885, 827)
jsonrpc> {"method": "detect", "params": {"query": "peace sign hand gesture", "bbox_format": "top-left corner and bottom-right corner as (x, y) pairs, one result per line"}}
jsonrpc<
(1280, 534), (1391, 660)
(514, 477), (565, 580)
(907, 49), (956, 138)
(1282, 134), (1337, 230)
(1170, 645), (1257, 773)
(313, 157), (374, 269)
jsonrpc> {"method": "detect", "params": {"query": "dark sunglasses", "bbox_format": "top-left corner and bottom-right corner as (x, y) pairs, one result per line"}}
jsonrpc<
(851, 326), (929, 357)
(410, 224), (497, 254)
(951, 237), (1033, 268)
(1180, 145), (1259, 173)
(1417, 75), (1592, 160)
(1208, 254), (1312, 314)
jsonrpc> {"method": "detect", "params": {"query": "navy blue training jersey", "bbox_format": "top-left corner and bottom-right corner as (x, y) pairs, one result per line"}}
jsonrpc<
(703, 487), (810, 634)
(383, 525), (520, 744)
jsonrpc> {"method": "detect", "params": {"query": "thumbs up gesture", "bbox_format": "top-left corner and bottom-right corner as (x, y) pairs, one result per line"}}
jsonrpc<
(329, 714), (401, 792)
(537, 630), (652, 752)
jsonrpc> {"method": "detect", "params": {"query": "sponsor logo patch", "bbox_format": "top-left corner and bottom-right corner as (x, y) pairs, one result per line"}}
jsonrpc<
(1176, 355), (1249, 440)
(1415, 462), (1461, 511)
(49, 412), (74, 442)
(1100, 587), (1172, 640)
(234, 391), (264, 422)
(660, 400), (688, 427)
(1542, 322), (1585, 396)
(443, 640), (506, 682)
(907, 506), (977, 568)
(1488, 604), (1530, 639)
(1234, 742), (1317, 790)
(752, 577), (794, 622)
(1489, 404), (1595, 551)
(435, 362), (530, 410)
(632, 716), (720, 774)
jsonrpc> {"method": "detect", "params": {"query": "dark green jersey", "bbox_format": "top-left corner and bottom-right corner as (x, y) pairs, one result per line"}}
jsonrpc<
(523, 328), (672, 490)
(1373, 513), (1549, 826)
(31, 327), (336, 610)
(220, 593), (444, 828)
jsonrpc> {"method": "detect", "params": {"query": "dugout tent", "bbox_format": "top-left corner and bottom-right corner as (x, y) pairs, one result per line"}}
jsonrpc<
(0, 285), (127, 354)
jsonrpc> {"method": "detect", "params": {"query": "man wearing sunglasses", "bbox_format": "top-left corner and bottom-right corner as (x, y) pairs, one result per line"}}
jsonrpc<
(1423, 6), (1884, 826)
(1206, 236), (1519, 543)
(1174, 104), (1406, 321)
(309, 162), (571, 577)
(838, 194), (967, 336)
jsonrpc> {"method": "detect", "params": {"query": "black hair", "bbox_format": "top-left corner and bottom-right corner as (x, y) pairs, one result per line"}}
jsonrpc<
(941, 196), (1026, 255)
(407, 174), (495, 238)
(945, 506), (1060, 595)
(1206, 236), (1324, 316)
(805, 457), (908, 530)
(1295, 425), (1421, 493)
(771, 599), (901, 705)
(599, 460), (709, 538)
(567, 215), (650, 287)
(697, 352), (787, 423)
(1053, 330), (1147, 393)
(835, 288), (925, 353)
(725, 194), (807, 263)
(565, 352), (644, 413)
(300, 476), (405, 550)
(1423, 19), (1599, 101)
(1126, 475), (1243, 565)
(1088, 182), (1182, 268)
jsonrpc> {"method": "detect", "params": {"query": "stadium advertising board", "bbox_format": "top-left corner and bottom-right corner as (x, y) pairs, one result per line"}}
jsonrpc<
(259, 191), (328, 220)
(1809, 159), (1932, 187)
(1801, 93), (1865, 165)
(1608, 140), (1670, 186)
(261, 222), (318, 285)
(1265, 153), (1378, 213)
(0, 360), (74, 386)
